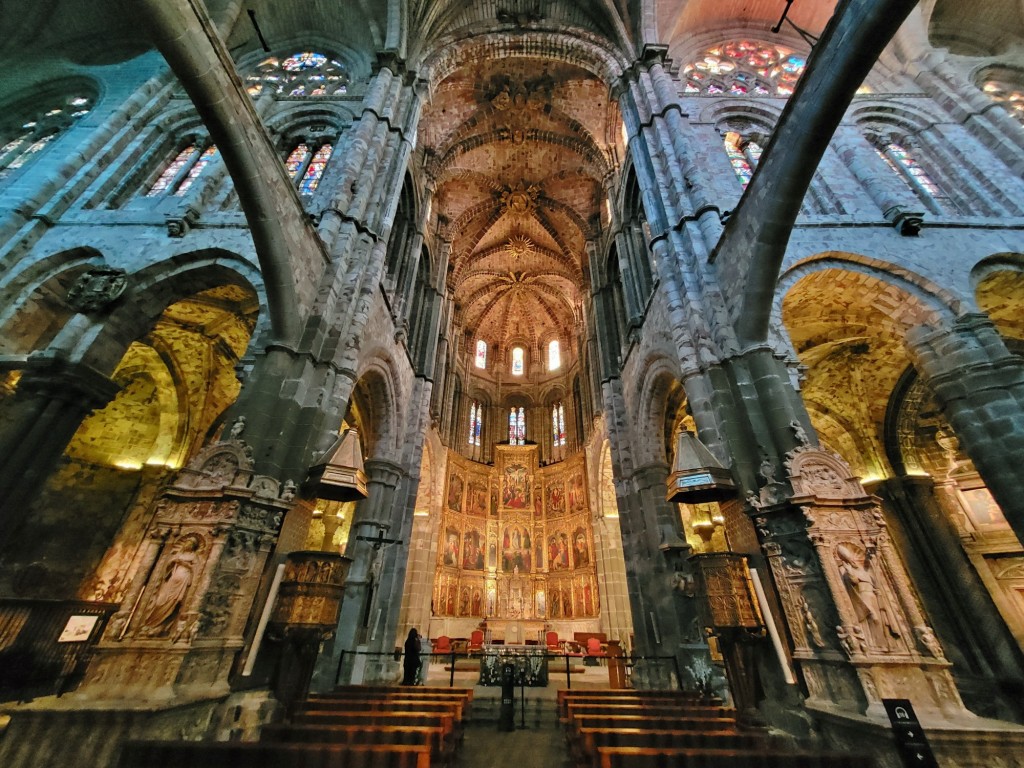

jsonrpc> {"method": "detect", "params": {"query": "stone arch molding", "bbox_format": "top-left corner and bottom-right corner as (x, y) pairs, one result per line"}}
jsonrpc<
(776, 252), (961, 326)
(351, 351), (405, 460)
(970, 252), (1024, 294)
(631, 354), (684, 466)
(417, 31), (629, 93)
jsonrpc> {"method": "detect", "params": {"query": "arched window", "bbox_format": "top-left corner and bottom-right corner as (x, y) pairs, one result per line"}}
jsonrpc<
(468, 401), (482, 446)
(245, 52), (350, 97)
(511, 347), (525, 376)
(146, 143), (219, 197)
(870, 138), (951, 213)
(723, 131), (763, 188)
(552, 403), (566, 447)
(548, 340), (561, 371)
(682, 41), (806, 97)
(475, 339), (487, 369)
(979, 70), (1024, 124)
(284, 142), (334, 195)
(509, 407), (526, 445)
(1, 93), (94, 180)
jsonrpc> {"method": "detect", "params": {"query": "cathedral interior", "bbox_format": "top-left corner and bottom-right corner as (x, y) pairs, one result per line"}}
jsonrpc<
(2, 0), (1024, 765)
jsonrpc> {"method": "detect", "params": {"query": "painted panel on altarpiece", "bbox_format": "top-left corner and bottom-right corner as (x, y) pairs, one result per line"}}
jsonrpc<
(447, 471), (464, 513)
(501, 522), (533, 573)
(502, 462), (531, 509)
(467, 480), (488, 517)
(462, 525), (485, 570)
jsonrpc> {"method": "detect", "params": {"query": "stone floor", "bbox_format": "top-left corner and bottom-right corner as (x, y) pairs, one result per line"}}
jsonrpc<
(421, 658), (611, 768)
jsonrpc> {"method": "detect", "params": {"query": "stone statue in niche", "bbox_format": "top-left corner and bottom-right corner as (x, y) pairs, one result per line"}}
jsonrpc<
(835, 542), (900, 650)
(139, 536), (201, 636)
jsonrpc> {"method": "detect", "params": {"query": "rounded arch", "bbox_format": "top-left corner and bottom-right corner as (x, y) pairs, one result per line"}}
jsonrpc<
(350, 351), (404, 460)
(632, 354), (685, 466)
(777, 252), (960, 324)
(972, 253), (1024, 342)
(781, 257), (958, 478)
(80, 251), (264, 374)
(418, 31), (628, 92)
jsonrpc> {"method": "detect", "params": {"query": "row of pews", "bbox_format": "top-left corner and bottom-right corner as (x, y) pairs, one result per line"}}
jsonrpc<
(559, 689), (872, 768)
(119, 686), (472, 768)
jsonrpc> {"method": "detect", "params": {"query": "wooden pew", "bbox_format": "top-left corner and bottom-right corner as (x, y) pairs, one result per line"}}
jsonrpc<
(557, 690), (702, 718)
(292, 709), (461, 744)
(593, 746), (870, 768)
(565, 703), (734, 721)
(308, 692), (471, 718)
(574, 728), (774, 768)
(261, 723), (452, 766)
(118, 740), (431, 768)
(567, 714), (737, 733)
(329, 685), (473, 701)
(297, 697), (466, 720)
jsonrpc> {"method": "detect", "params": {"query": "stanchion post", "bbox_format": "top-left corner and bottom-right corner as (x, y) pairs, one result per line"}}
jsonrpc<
(449, 650), (456, 687)
(565, 652), (571, 689)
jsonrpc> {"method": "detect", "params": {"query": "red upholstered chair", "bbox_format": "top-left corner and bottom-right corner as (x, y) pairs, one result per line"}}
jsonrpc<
(433, 635), (452, 653)
(469, 630), (484, 652)
(586, 636), (605, 656)
(546, 631), (560, 652)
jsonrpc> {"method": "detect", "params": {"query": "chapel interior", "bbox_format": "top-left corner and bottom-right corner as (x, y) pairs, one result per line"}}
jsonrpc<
(2, 0), (1024, 766)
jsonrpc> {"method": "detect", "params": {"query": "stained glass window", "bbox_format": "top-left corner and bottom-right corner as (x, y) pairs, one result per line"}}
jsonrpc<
(509, 407), (526, 445)
(245, 52), (350, 98)
(284, 143), (312, 178)
(0, 93), (95, 180)
(552, 403), (566, 447)
(874, 141), (947, 207)
(475, 339), (487, 369)
(299, 144), (333, 195)
(468, 401), (482, 446)
(511, 347), (524, 376)
(173, 146), (218, 196)
(981, 77), (1024, 124)
(682, 41), (806, 97)
(145, 144), (219, 197)
(724, 132), (753, 187)
(548, 339), (561, 371)
(146, 145), (197, 196)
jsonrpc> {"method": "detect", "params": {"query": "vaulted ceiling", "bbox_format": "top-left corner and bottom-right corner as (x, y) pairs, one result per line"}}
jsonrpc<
(419, 56), (620, 354)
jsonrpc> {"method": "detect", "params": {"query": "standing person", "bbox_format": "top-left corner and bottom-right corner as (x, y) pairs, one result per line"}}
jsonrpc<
(403, 628), (422, 685)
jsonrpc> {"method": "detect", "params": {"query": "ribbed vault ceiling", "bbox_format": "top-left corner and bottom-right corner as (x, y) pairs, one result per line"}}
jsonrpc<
(421, 56), (618, 352)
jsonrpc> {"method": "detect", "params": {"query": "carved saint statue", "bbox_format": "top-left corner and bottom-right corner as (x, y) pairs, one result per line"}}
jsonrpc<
(140, 537), (200, 636)
(835, 542), (900, 650)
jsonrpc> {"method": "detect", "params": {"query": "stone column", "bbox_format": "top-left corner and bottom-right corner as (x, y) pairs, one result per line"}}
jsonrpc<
(0, 354), (119, 527)
(906, 314), (1024, 548)
(311, 458), (404, 690)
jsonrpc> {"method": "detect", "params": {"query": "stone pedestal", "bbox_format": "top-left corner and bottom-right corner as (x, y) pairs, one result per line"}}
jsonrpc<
(82, 439), (289, 697)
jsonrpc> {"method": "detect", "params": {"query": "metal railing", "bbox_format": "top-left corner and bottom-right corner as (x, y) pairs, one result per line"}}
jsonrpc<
(0, 598), (117, 701)
(333, 647), (685, 691)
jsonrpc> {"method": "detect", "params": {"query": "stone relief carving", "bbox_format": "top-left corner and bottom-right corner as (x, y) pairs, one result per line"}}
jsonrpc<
(835, 541), (902, 651)
(800, 593), (826, 648)
(228, 416), (246, 439)
(786, 446), (862, 499)
(66, 267), (128, 313)
(138, 534), (204, 637)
